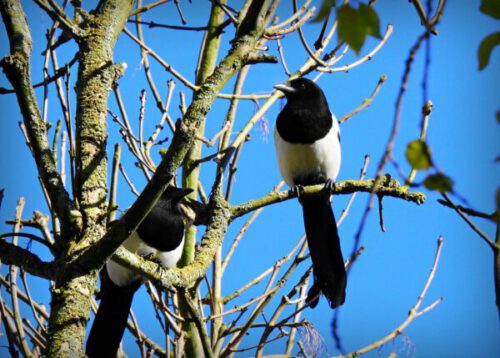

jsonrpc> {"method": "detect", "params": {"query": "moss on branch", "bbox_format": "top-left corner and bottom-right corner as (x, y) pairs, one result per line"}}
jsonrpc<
(76, 1), (270, 274)
(105, 174), (424, 291)
(36, 1), (134, 356)
(112, 192), (232, 290)
(182, 3), (228, 354)
(74, 0), (132, 250)
(231, 175), (426, 220)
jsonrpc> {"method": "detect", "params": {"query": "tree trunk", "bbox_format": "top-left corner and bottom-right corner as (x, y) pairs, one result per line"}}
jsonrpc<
(44, 1), (133, 356)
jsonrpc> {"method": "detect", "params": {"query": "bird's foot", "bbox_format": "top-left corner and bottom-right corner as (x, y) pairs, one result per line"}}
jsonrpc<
(324, 179), (336, 195)
(293, 185), (305, 204)
(143, 252), (160, 262)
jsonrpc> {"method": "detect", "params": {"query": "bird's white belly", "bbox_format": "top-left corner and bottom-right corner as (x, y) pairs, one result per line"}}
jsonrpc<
(274, 126), (341, 187)
(107, 232), (183, 287)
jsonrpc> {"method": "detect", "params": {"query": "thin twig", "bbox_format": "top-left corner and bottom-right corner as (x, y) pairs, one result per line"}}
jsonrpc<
(267, 0), (312, 32)
(128, 19), (218, 31)
(108, 143), (121, 223)
(119, 163), (140, 196)
(320, 25), (394, 73)
(129, 309), (147, 358)
(222, 241), (309, 354)
(20, 269), (46, 332)
(222, 181), (285, 273)
(339, 75), (387, 123)
(173, 0), (187, 24)
(135, 11), (177, 140)
(436, 199), (495, 221)
(130, 0), (171, 16)
(9, 197), (32, 357)
(337, 155), (370, 226)
(441, 193), (495, 249)
(276, 37), (291, 76)
(336, 237), (444, 357)
(292, 0), (326, 66)
(123, 28), (197, 90)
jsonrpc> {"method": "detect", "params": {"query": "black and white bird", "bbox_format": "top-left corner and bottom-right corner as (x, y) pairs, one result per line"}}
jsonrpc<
(86, 186), (192, 358)
(274, 78), (346, 309)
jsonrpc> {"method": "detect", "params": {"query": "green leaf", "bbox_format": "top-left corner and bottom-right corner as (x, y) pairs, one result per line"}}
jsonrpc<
(496, 110), (500, 123)
(481, 0), (500, 19)
(406, 140), (432, 170)
(337, 4), (365, 54)
(358, 3), (382, 38)
(313, 0), (336, 22)
(424, 173), (454, 193)
(478, 32), (500, 70)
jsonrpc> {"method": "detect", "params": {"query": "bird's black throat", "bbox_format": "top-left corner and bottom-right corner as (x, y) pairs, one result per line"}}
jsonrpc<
(276, 99), (333, 144)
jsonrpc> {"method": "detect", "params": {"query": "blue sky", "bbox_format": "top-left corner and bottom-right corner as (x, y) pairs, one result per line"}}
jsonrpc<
(1, 1), (499, 357)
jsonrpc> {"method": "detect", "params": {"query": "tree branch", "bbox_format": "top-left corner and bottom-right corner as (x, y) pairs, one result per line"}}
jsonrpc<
(437, 198), (496, 221)
(231, 176), (426, 220)
(0, 240), (54, 280)
(0, 0), (79, 236)
(111, 191), (232, 291)
(337, 236), (444, 357)
(32, 0), (83, 38)
(72, 0), (271, 281)
(441, 193), (495, 250)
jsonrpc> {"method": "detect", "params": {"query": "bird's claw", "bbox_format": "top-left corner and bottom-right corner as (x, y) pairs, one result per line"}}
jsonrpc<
(143, 253), (158, 262)
(293, 185), (305, 204)
(324, 179), (336, 195)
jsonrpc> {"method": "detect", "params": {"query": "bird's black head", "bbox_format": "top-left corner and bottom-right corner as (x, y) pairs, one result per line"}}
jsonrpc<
(274, 78), (326, 104)
(162, 186), (193, 207)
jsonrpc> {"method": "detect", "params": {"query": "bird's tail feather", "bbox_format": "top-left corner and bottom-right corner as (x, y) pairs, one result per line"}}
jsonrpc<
(301, 193), (346, 309)
(86, 269), (141, 358)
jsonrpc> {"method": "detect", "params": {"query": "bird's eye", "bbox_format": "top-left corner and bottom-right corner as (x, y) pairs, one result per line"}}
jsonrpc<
(300, 83), (305, 88)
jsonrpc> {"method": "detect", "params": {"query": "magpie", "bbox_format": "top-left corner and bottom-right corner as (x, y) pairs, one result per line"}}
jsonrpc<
(86, 186), (192, 358)
(274, 78), (346, 309)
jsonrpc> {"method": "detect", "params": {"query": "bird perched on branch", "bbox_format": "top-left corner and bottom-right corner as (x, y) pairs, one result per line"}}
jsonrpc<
(86, 186), (192, 358)
(274, 78), (346, 309)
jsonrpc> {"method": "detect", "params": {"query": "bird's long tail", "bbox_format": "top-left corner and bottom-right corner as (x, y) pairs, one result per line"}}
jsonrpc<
(301, 193), (346, 309)
(86, 269), (141, 358)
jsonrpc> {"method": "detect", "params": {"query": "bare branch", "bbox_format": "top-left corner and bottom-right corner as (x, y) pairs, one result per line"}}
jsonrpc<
(0, 54), (78, 94)
(32, 0), (83, 38)
(231, 176), (426, 220)
(337, 237), (444, 357)
(409, 0), (446, 34)
(1, 0), (78, 233)
(9, 198), (32, 357)
(441, 194), (495, 250)
(436, 199), (496, 221)
(130, 0), (171, 16)
(319, 25), (394, 73)
(0, 240), (54, 280)
(337, 155), (370, 226)
(339, 75), (387, 123)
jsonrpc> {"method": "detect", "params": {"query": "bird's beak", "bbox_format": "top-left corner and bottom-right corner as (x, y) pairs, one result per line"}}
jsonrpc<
(274, 83), (296, 95)
(168, 187), (194, 202)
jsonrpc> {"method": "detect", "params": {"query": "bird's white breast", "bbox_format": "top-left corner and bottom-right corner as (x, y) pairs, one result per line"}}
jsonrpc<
(274, 118), (341, 187)
(107, 232), (184, 287)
